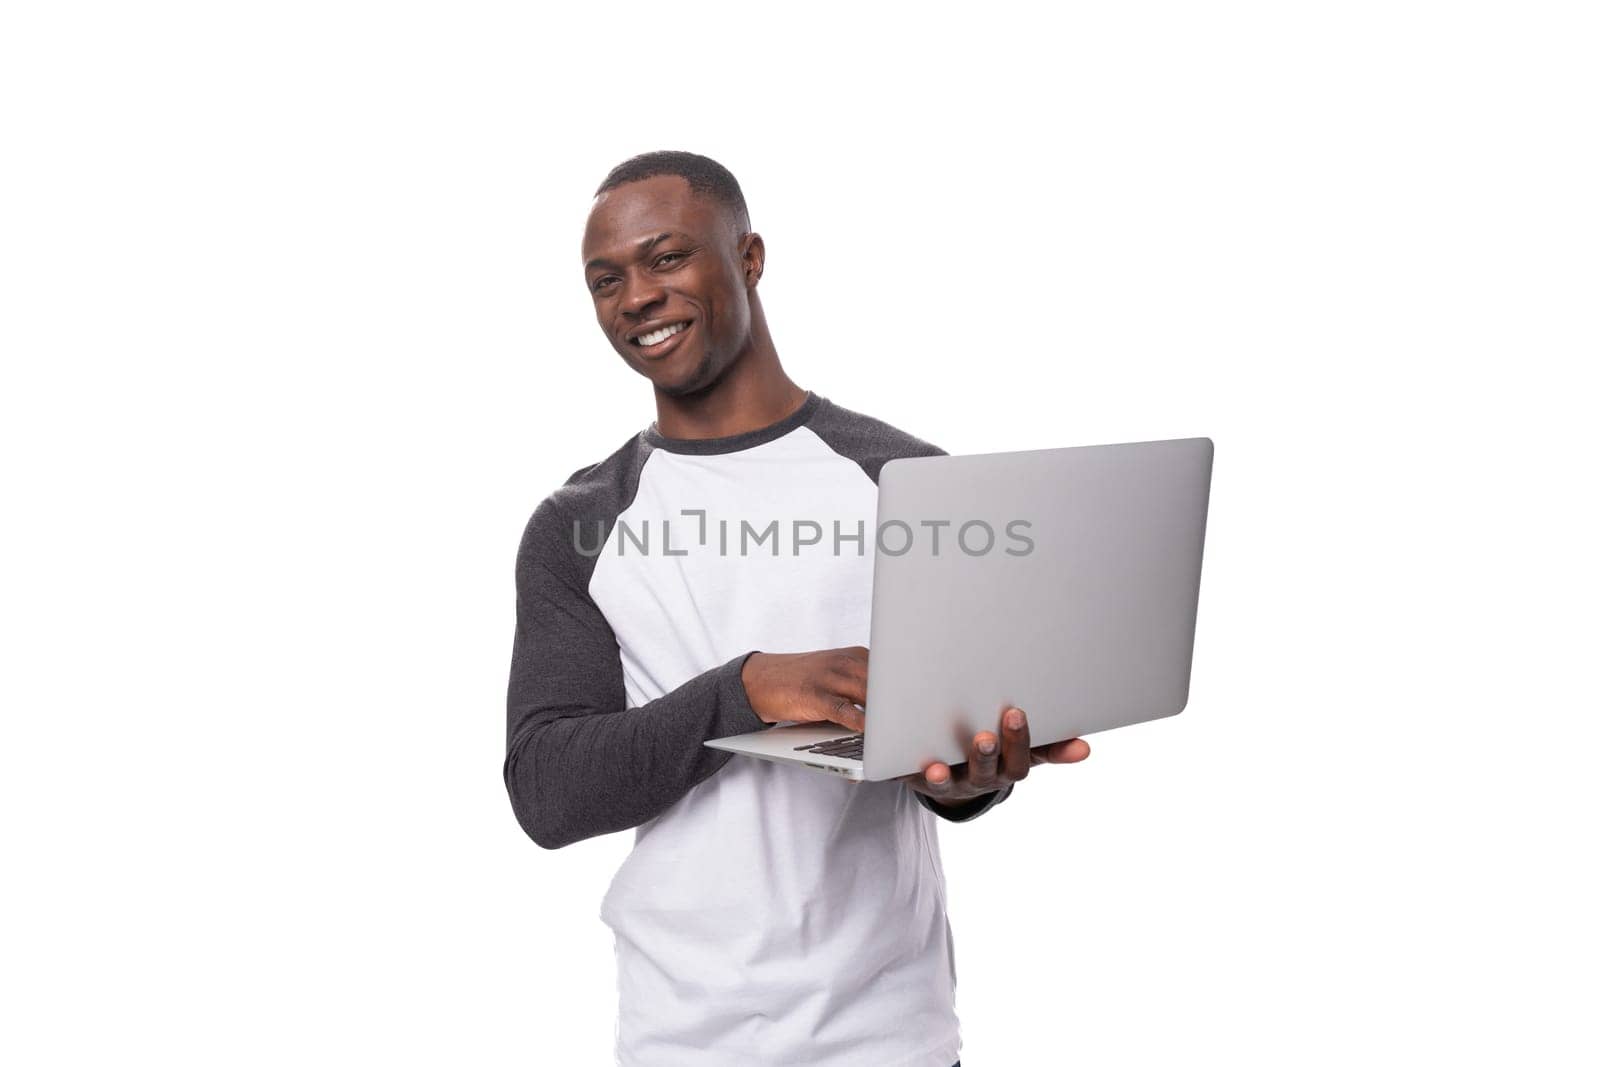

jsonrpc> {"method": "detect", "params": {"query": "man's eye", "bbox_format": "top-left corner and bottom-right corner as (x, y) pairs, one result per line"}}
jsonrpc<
(654, 252), (686, 268)
(591, 277), (616, 293)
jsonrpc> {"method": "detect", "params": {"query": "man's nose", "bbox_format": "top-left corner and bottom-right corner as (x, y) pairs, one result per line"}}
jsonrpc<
(621, 274), (666, 316)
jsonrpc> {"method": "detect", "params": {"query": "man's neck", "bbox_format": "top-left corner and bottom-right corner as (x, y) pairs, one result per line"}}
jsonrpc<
(651, 305), (806, 440)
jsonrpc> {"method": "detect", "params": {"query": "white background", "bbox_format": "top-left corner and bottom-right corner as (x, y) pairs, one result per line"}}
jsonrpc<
(3, 2), (1596, 1064)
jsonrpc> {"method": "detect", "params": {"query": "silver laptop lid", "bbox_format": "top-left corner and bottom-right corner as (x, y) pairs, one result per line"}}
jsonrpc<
(861, 437), (1213, 780)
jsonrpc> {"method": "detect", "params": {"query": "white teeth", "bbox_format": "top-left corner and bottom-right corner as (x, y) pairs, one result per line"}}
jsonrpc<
(636, 321), (688, 347)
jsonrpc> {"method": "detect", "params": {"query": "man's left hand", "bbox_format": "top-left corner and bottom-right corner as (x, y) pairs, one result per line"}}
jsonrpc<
(894, 707), (1090, 804)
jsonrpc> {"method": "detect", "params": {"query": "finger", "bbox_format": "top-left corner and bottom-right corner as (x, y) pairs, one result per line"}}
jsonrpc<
(919, 761), (955, 798)
(969, 730), (1000, 790)
(1001, 707), (1030, 782)
(825, 647), (868, 703)
(815, 666), (867, 731)
(827, 668), (868, 711)
(823, 695), (866, 733)
(1031, 738), (1091, 764)
(1056, 738), (1090, 763)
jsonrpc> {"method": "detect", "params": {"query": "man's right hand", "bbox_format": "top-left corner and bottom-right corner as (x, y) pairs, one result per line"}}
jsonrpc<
(741, 647), (868, 733)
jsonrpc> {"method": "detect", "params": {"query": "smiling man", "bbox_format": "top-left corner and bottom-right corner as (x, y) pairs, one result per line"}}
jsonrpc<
(504, 151), (1089, 1067)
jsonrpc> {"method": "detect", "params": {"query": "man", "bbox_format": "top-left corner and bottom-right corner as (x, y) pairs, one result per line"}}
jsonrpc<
(505, 151), (1090, 1066)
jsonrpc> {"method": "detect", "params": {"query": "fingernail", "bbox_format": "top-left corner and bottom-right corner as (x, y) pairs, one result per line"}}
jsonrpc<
(1006, 708), (1024, 730)
(978, 739), (996, 756)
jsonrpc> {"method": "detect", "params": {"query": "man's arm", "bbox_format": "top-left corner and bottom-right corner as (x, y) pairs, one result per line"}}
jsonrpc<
(503, 498), (772, 850)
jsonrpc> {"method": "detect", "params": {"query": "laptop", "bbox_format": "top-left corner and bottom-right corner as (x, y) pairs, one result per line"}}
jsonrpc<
(704, 437), (1213, 782)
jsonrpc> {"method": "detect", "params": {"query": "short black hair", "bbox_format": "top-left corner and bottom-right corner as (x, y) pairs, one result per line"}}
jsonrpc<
(595, 150), (751, 234)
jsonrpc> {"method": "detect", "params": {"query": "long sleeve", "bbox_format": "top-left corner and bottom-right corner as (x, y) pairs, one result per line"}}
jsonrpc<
(503, 497), (774, 850)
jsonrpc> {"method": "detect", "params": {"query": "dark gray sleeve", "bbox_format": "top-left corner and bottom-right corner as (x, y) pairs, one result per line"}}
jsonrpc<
(805, 398), (1014, 824)
(916, 781), (1014, 821)
(503, 496), (774, 850)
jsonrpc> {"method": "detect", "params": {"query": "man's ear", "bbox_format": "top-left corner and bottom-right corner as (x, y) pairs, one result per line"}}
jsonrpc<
(739, 232), (765, 288)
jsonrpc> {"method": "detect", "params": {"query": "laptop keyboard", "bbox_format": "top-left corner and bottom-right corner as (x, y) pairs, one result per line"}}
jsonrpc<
(794, 733), (864, 761)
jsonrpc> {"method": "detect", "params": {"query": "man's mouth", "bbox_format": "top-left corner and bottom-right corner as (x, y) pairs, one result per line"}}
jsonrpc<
(631, 320), (691, 350)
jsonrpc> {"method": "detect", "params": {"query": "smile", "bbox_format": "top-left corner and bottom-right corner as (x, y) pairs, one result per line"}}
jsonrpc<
(632, 321), (690, 348)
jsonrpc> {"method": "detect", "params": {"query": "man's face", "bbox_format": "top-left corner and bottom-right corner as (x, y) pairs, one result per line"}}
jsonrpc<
(582, 175), (757, 396)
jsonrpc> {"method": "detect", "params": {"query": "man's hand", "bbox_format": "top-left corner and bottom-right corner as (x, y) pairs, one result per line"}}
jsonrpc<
(741, 647), (869, 732)
(895, 707), (1090, 805)
(739, 651), (1091, 803)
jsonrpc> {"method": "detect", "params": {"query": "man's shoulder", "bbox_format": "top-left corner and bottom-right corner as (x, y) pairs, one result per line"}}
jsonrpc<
(551, 433), (650, 509)
(519, 432), (651, 558)
(807, 394), (948, 484)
